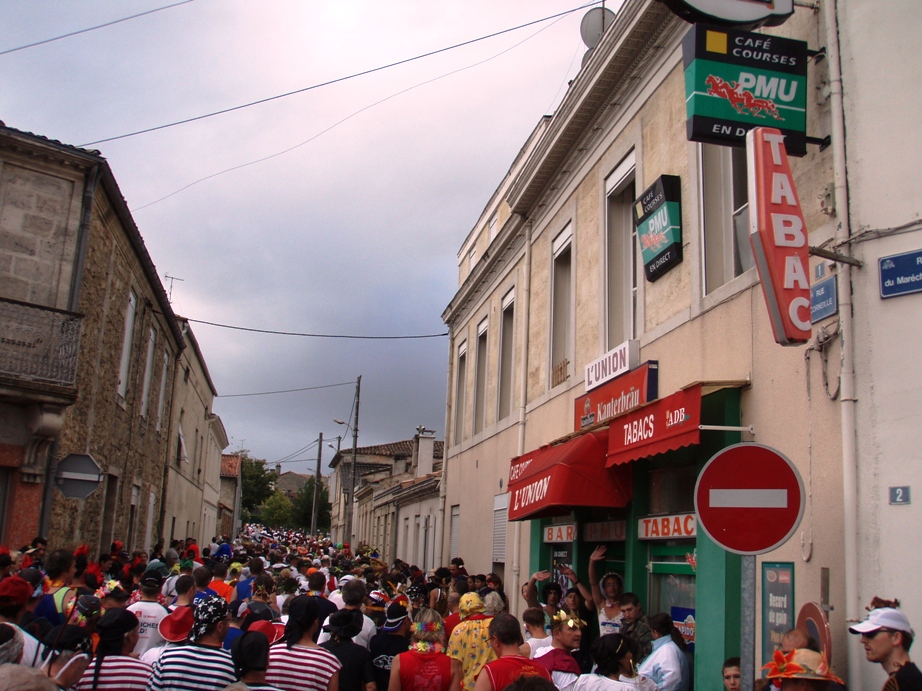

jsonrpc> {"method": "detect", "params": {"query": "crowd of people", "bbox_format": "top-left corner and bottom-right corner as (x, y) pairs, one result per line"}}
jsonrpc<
(0, 528), (915, 691)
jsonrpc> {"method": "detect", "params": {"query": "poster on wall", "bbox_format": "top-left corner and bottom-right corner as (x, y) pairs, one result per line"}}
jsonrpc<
(672, 607), (697, 653)
(552, 545), (574, 593)
(762, 562), (795, 664)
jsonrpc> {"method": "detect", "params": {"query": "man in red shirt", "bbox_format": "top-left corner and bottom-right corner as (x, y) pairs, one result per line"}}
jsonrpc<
(475, 613), (551, 691)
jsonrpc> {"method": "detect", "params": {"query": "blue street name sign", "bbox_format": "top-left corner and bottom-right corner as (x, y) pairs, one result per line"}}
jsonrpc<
(880, 249), (922, 299)
(810, 275), (837, 323)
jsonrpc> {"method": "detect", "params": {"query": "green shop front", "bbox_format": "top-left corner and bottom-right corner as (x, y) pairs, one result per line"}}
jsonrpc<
(507, 381), (748, 690)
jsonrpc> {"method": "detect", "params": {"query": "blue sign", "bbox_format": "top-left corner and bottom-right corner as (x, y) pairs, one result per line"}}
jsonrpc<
(889, 486), (911, 505)
(880, 249), (922, 299)
(810, 276), (837, 323)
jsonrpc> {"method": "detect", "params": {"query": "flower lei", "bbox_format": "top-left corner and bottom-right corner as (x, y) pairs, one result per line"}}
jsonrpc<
(412, 641), (444, 654)
(305, 590), (324, 597)
(412, 621), (443, 634)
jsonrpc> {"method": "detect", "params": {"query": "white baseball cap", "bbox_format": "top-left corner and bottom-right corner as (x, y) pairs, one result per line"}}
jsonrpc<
(849, 608), (914, 635)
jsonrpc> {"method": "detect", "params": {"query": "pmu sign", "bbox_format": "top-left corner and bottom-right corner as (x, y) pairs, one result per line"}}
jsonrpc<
(748, 127), (811, 346)
(634, 175), (683, 282)
(683, 24), (808, 155)
(695, 443), (805, 555)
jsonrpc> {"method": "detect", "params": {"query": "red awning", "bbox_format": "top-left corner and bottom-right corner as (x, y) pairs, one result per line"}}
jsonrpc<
(607, 383), (702, 467)
(507, 428), (632, 522)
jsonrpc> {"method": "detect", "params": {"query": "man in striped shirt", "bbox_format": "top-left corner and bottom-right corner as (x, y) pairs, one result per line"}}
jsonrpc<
(150, 594), (236, 690)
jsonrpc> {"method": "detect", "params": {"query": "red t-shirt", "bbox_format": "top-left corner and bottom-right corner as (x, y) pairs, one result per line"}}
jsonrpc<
(479, 655), (551, 691)
(398, 649), (453, 691)
(443, 611), (462, 640)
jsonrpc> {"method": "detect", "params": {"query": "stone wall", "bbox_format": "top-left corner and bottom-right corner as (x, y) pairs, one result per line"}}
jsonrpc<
(50, 187), (179, 556)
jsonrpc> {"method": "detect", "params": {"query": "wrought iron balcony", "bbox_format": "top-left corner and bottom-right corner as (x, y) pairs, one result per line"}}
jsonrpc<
(0, 297), (82, 387)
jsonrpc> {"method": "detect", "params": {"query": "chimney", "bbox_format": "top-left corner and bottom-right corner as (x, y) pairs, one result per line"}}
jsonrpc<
(275, 463), (282, 476)
(415, 426), (436, 477)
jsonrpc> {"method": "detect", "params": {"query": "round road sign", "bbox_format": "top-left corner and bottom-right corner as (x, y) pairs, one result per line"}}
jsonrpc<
(694, 443), (805, 555)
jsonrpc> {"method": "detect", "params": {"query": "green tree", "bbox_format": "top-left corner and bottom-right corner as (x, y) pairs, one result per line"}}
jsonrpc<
(261, 491), (294, 528)
(241, 454), (274, 512)
(292, 477), (332, 533)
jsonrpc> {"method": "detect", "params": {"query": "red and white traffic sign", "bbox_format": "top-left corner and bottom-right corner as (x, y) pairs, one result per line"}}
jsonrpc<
(694, 443), (805, 555)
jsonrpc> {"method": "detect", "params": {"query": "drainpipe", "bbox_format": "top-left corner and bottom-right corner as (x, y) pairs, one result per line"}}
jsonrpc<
(510, 219), (532, 617)
(822, 2), (860, 688)
(68, 164), (102, 312)
(438, 330), (452, 566)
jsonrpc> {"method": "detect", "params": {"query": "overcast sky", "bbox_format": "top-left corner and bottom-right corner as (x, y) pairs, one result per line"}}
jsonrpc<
(1, 0), (610, 475)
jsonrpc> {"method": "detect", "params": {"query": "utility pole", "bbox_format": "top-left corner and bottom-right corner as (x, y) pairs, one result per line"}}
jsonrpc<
(311, 432), (322, 535)
(343, 375), (361, 548)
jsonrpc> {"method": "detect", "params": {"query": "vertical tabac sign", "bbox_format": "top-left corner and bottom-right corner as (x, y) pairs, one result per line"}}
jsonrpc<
(747, 127), (810, 346)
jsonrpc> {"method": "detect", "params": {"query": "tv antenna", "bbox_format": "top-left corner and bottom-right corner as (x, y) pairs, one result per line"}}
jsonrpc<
(164, 274), (184, 303)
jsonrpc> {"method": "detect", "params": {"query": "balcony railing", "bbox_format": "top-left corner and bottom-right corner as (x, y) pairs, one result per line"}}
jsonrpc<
(0, 297), (83, 387)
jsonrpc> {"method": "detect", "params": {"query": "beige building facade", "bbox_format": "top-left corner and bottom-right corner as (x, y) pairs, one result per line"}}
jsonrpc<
(161, 318), (227, 547)
(441, 1), (860, 688)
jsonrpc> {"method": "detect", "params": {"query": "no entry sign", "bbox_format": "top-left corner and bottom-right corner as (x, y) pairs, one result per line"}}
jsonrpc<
(695, 443), (804, 555)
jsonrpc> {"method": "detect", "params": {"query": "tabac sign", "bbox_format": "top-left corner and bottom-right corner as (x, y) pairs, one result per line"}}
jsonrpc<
(747, 127), (811, 346)
(683, 24), (808, 155)
(634, 175), (683, 281)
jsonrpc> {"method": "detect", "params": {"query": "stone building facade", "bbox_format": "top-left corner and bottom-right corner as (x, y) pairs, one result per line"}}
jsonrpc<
(0, 124), (185, 554)
(219, 453), (242, 539)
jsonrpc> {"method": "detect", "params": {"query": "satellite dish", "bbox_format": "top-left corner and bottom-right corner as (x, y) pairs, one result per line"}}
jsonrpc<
(580, 7), (616, 50)
(582, 48), (595, 69)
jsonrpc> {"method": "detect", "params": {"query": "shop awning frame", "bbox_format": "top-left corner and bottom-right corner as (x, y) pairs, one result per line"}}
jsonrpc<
(507, 427), (632, 522)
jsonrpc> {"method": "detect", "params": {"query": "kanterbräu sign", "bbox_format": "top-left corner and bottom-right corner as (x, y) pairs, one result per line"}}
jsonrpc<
(747, 127), (811, 346)
(575, 361), (658, 430)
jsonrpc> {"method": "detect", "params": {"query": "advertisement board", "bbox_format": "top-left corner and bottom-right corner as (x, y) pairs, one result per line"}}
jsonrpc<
(575, 361), (658, 430)
(762, 562), (795, 664)
(683, 24), (808, 155)
(634, 175), (683, 281)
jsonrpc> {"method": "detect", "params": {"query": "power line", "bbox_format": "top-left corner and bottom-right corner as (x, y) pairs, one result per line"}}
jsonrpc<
(219, 381), (354, 399)
(132, 5), (568, 212)
(0, 0), (195, 57)
(185, 317), (448, 340)
(78, 1), (601, 146)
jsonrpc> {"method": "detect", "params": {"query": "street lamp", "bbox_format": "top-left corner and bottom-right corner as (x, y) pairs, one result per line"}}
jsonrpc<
(334, 376), (361, 549)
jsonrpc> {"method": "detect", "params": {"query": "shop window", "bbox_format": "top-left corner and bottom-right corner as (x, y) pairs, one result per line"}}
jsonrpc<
(649, 464), (698, 515)
(473, 318), (488, 435)
(551, 224), (573, 387)
(606, 152), (638, 349)
(453, 341), (467, 445)
(648, 543), (697, 625)
(498, 289), (515, 420)
(701, 143), (754, 294)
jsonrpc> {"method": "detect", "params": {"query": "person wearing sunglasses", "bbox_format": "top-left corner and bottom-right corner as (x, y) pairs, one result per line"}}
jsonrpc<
(849, 599), (922, 691)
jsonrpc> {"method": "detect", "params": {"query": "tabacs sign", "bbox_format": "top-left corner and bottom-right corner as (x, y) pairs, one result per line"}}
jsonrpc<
(683, 24), (808, 155)
(659, 0), (794, 30)
(634, 175), (683, 281)
(747, 127), (811, 345)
